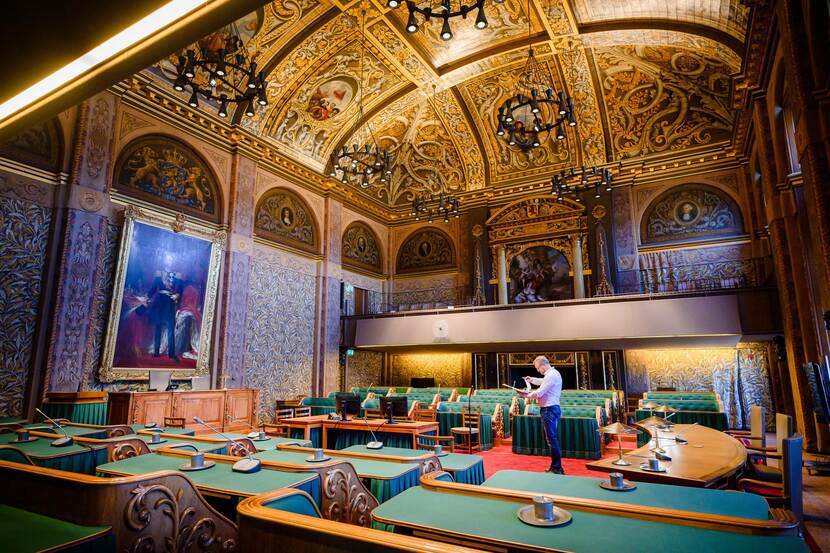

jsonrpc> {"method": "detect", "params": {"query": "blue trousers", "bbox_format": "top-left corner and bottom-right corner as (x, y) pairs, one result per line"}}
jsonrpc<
(540, 405), (563, 470)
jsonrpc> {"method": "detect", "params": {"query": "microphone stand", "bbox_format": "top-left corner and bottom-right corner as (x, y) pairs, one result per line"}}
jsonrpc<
(362, 416), (385, 449)
(466, 384), (474, 453)
(34, 408), (73, 447)
(193, 417), (261, 473)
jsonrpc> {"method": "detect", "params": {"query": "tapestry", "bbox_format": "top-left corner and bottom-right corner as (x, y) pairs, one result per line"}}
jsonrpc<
(508, 245), (572, 302)
(0, 118), (62, 172)
(342, 222), (382, 273)
(396, 228), (455, 274)
(0, 197), (50, 417)
(641, 184), (743, 244)
(254, 188), (319, 254)
(114, 136), (221, 222)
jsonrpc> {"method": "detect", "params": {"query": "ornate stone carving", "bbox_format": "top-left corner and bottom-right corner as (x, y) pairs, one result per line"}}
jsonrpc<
(396, 228), (455, 274)
(114, 136), (222, 222)
(342, 221), (382, 273)
(119, 112), (154, 140)
(253, 187), (319, 254)
(641, 184), (743, 244)
(85, 98), (111, 181)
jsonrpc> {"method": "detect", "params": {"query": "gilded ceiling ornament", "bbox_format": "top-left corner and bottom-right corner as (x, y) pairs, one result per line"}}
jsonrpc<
(246, 0), (322, 54)
(367, 19), (433, 84)
(429, 89), (486, 190)
(594, 45), (734, 160)
(556, 41), (606, 167)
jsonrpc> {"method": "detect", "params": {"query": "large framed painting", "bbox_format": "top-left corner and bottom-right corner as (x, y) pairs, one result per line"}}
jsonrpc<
(99, 206), (225, 382)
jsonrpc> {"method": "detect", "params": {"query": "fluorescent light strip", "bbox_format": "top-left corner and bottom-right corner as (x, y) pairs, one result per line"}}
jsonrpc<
(0, 0), (209, 121)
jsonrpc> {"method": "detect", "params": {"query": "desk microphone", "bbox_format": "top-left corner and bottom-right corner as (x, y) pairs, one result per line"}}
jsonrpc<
(193, 417), (261, 473)
(35, 408), (73, 447)
(673, 422), (699, 444)
(362, 417), (384, 450)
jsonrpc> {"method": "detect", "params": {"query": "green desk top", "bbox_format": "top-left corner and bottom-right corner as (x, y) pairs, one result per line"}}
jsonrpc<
(22, 423), (105, 437)
(0, 417), (26, 425)
(212, 433), (313, 450)
(341, 445), (484, 472)
(0, 432), (103, 459)
(255, 448), (419, 479)
(0, 504), (111, 552)
(97, 453), (317, 497)
(483, 470), (769, 520)
(372, 487), (808, 553)
(131, 424), (195, 435)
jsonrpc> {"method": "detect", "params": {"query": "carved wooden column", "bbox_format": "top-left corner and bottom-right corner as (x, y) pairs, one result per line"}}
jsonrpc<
(753, 95), (817, 447)
(497, 245), (508, 304)
(571, 234), (586, 299)
(44, 92), (118, 394)
(215, 151), (255, 389)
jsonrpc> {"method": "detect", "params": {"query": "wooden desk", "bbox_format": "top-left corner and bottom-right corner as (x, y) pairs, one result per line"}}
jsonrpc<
(280, 415), (330, 447)
(587, 423), (747, 487)
(107, 389), (257, 433)
(321, 419), (439, 449)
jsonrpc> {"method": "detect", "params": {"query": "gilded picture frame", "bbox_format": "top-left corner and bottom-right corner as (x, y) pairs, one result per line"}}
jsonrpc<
(99, 205), (226, 382)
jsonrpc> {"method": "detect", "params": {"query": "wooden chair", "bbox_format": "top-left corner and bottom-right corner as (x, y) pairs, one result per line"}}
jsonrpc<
(412, 408), (437, 422)
(262, 408), (294, 437)
(738, 434), (803, 521)
(293, 406), (311, 418)
(163, 416), (186, 429)
(742, 413), (793, 484)
(726, 405), (766, 448)
(450, 407), (481, 453)
(364, 408), (384, 419)
(415, 434), (455, 453)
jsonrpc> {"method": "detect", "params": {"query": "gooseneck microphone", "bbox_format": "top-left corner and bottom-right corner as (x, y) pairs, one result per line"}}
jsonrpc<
(35, 408), (73, 447)
(362, 416), (385, 449)
(193, 417), (262, 473)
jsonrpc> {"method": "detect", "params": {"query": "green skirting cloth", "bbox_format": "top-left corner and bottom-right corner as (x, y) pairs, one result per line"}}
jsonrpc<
(444, 456), (485, 485)
(635, 410), (728, 431)
(291, 427), (322, 448)
(0, 504), (114, 553)
(309, 406), (337, 416)
(437, 412), (493, 451)
(40, 402), (108, 426)
(326, 429), (427, 449)
(511, 415), (601, 459)
(364, 467), (421, 504)
(0, 433), (108, 474)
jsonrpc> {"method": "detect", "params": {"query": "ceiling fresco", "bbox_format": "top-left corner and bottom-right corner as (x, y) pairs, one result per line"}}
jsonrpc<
(141, 0), (750, 211)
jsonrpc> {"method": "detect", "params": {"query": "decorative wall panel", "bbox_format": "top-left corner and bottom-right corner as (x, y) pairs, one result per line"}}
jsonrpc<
(625, 344), (773, 428)
(396, 228), (455, 274)
(391, 353), (471, 388)
(641, 184), (743, 244)
(85, 222), (120, 390)
(346, 350), (383, 390)
(254, 187), (319, 254)
(113, 136), (222, 222)
(639, 242), (758, 293)
(0, 197), (50, 417)
(342, 221), (382, 274)
(0, 118), (62, 172)
(244, 252), (317, 423)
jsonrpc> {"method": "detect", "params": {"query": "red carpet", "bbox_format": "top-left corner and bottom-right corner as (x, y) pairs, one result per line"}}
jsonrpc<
(477, 442), (618, 479)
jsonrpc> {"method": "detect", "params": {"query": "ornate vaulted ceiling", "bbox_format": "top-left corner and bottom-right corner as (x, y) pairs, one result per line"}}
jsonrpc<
(142, 0), (748, 210)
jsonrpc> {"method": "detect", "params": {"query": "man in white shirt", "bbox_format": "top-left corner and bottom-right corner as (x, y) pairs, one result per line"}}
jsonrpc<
(521, 356), (564, 474)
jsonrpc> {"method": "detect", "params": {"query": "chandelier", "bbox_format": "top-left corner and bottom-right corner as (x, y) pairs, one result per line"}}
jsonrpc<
(172, 21), (268, 118)
(495, 0), (575, 149)
(328, 10), (392, 188)
(411, 193), (460, 223)
(387, 0), (503, 41)
(550, 166), (613, 202)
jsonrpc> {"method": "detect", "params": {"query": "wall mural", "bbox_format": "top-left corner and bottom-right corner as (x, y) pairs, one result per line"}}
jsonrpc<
(113, 136), (222, 222)
(509, 245), (572, 302)
(0, 197), (50, 417)
(0, 118), (62, 172)
(244, 254), (316, 423)
(342, 221), (382, 273)
(641, 184), (743, 244)
(254, 188), (319, 254)
(594, 45), (733, 159)
(396, 228), (455, 274)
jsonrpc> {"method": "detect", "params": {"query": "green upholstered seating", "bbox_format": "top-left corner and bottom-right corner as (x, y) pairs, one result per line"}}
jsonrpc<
(510, 415), (602, 459)
(645, 391), (720, 401)
(640, 399), (722, 412)
(300, 397), (337, 416)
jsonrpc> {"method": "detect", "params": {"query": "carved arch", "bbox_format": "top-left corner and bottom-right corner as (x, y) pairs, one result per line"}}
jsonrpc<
(342, 221), (383, 274)
(396, 227), (456, 274)
(112, 134), (223, 223)
(254, 187), (320, 255)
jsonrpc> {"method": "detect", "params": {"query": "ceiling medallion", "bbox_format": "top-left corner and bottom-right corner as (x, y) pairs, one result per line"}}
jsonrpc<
(551, 166), (613, 203)
(495, 0), (575, 150)
(172, 21), (268, 119)
(412, 192), (460, 223)
(328, 10), (392, 188)
(387, 0), (504, 41)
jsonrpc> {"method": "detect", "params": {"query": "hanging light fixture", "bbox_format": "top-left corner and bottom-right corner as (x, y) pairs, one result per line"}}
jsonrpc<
(328, 10), (392, 187)
(388, 0), (503, 41)
(495, 0), (575, 150)
(172, 20), (268, 119)
(550, 166), (613, 203)
(411, 192), (460, 223)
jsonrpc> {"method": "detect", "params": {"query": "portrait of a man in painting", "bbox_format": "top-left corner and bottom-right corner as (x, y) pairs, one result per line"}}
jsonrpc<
(675, 201), (700, 224)
(110, 221), (214, 370)
(509, 246), (572, 303)
(357, 235), (367, 253)
(418, 240), (432, 258)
